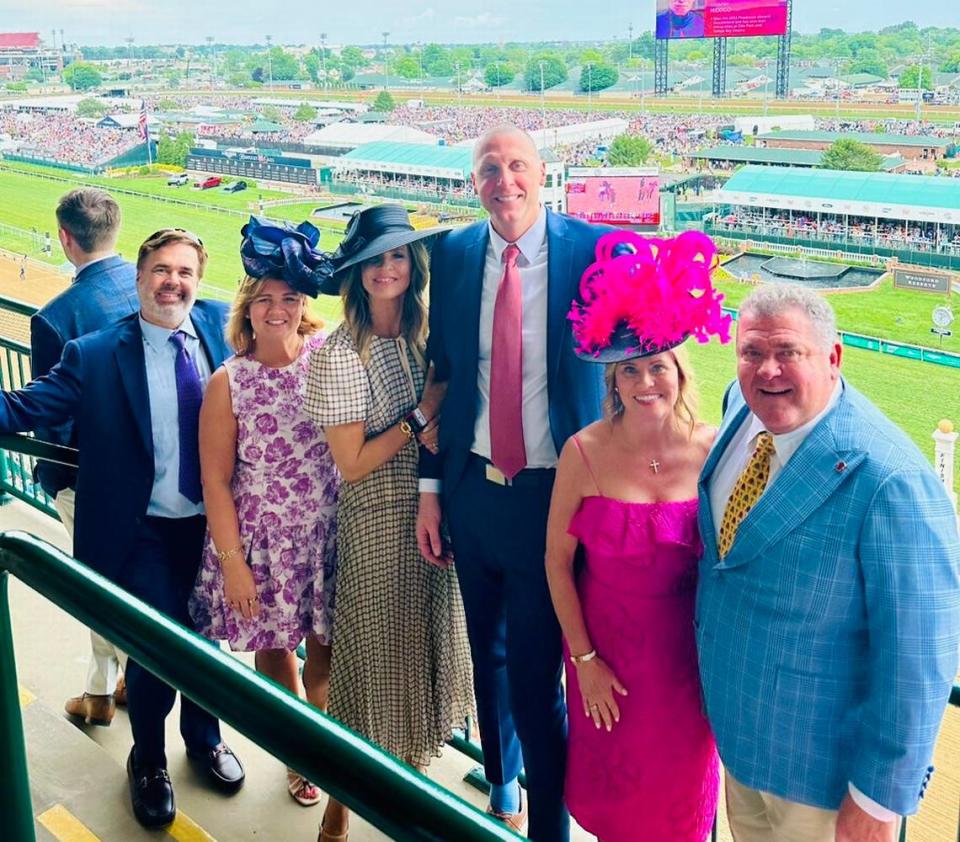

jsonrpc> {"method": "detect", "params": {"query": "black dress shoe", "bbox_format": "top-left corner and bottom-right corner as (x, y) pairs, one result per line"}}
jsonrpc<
(187, 743), (245, 794)
(126, 748), (175, 828)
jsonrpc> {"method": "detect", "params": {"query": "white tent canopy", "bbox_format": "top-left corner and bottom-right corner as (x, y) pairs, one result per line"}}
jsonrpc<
(302, 123), (439, 151)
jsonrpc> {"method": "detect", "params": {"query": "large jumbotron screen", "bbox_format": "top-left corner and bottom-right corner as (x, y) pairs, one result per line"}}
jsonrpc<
(655, 0), (788, 39)
(565, 168), (660, 226)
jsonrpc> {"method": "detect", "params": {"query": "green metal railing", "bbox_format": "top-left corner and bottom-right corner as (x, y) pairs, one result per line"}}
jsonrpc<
(0, 530), (520, 842)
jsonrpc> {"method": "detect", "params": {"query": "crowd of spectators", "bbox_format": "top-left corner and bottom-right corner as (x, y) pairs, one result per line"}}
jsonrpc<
(716, 208), (960, 255)
(0, 111), (141, 168)
(332, 170), (477, 203)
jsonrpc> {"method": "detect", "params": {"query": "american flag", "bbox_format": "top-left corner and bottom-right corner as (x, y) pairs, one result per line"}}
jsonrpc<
(138, 100), (149, 142)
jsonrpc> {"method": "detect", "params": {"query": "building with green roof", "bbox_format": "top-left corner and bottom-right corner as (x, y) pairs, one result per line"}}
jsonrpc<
(336, 141), (474, 181)
(719, 165), (960, 223)
(689, 146), (904, 172)
(713, 165), (960, 269)
(758, 130), (953, 165)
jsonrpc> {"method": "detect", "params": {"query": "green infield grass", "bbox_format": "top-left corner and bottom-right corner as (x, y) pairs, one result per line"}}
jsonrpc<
(0, 165), (345, 320)
(715, 276), (960, 353)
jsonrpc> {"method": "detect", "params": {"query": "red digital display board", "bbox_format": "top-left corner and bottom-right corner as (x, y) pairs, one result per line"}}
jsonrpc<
(655, 0), (788, 40)
(565, 169), (660, 226)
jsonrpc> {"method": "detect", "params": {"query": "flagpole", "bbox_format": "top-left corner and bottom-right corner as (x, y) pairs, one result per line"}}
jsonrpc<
(139, 99), (153, 165)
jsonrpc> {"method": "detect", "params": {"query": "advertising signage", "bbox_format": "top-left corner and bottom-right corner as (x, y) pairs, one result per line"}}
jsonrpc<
(893, 268), (953, 295)
(566, 168), (660, 226)
(655, 0), (788, 40)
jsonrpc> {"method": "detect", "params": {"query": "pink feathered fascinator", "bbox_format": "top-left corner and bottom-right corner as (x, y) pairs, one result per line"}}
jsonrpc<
(569, 230), (732, 362)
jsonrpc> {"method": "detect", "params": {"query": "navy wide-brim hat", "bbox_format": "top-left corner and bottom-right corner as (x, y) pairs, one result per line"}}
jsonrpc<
(323, 204), (451, 295)
(577, 323), (689, 363)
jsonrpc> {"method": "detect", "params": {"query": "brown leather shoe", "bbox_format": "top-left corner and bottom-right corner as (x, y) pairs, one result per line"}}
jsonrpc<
(114, 674), (127, 707)
(486, 789), (528, 835)
(64, 693), (115, 726)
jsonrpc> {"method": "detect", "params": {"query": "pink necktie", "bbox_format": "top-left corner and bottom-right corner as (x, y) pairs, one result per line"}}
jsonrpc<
(489, 243), (526, 479)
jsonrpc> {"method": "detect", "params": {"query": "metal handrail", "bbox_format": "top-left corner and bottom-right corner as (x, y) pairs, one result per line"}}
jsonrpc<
(0, 532), (520, 842)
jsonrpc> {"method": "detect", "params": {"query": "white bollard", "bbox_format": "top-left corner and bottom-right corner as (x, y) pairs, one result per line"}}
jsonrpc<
(933, 419), (958, 514)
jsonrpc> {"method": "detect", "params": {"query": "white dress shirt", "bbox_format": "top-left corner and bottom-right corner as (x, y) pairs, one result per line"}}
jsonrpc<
(708, 378), (897, 822)
(471, 205), (557, 469)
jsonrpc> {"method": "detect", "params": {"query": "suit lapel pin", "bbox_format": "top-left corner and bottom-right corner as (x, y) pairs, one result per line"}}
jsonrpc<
(835, 461), (846, 473)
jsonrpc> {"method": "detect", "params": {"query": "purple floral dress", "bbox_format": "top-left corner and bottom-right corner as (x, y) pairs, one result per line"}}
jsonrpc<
(190, 334), (340, 652)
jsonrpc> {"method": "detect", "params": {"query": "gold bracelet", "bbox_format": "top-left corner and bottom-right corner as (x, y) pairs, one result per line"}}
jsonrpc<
(398, 419), (415, 440)
(216, 546), (242, 562)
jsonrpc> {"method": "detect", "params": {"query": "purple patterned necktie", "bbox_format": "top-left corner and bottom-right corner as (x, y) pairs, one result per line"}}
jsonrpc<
(169, 330), (203, 504)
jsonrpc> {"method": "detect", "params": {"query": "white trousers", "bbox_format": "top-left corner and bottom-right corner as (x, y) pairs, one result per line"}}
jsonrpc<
(54, 488), (126, 695)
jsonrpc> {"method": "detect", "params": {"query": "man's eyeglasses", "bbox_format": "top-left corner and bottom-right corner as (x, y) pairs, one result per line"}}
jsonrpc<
(145, 228), (204, 247)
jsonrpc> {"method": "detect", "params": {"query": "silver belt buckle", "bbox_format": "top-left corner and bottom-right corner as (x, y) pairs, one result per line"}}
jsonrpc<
(484, 463), (509, 486)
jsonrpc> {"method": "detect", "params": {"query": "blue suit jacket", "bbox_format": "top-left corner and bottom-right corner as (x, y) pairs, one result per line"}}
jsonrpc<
(425, 210), (608, 494)
(30, 255), (139, 496)
(1, 300), (230, 584)
(696, 380), (960, 815)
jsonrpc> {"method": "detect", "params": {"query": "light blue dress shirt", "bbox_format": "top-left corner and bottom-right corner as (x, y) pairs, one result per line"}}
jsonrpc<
(139, 315), (213, 518)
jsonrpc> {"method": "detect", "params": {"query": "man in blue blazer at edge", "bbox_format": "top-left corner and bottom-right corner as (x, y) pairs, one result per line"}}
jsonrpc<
(696, 283), (960, 842)
(416, 123), (608, 841)
(32, 187), (140, 729)
(0, 229), (244, 829)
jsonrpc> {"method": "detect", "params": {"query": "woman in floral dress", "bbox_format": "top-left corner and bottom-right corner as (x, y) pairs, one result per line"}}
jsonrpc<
(190, 218), (340, 807)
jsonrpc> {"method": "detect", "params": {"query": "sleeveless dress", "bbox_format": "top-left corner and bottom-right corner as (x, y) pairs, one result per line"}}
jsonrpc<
(189, 334), (340, 652)
(304, 322), (475, 767)
(563, 437), (719, 842)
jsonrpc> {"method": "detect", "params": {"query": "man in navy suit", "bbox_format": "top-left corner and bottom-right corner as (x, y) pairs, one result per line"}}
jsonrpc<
(0, 229), (244, 828)
(417, 124), (607, 841)
(32, 187), (139, 728)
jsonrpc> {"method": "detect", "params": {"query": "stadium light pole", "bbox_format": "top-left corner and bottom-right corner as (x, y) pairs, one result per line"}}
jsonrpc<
(915, 53), (925, 125)
(382, 31), (390, 91)
(833, 58), (841, 121)
(539, 61), (546, 129)
(628, 24), (633, 62)
(206, 36), (215, 88)
(455, 61), (462, 105)
(586, 62), (593, 118)
(320, 33), (327, 90)
(416, 41), (423, 88)
(266, 35), (273, 91)
(125, 36), (134, 74)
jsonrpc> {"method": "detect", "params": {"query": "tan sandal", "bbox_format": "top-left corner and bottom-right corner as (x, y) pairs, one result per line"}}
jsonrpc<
(287, 771), (322, 807)
(318, 826), (348, 842)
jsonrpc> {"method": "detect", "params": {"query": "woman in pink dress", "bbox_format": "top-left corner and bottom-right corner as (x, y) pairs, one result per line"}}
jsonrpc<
(545, 231), (731, 841)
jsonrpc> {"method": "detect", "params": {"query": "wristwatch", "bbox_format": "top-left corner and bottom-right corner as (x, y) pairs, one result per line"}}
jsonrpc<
(405, 406), (429, 433)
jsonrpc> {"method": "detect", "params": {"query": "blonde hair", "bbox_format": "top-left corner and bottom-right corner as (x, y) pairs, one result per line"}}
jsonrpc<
(227, 275), (323, 355)
(603, 345), (700, 437)
(340, 241), (429, 366)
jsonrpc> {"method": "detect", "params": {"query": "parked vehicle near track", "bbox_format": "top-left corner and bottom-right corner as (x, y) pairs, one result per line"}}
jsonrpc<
(195, 176), (222, 190)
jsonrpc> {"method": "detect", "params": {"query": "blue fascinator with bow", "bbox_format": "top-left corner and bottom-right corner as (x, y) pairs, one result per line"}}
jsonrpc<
(239, 216), (335, 298)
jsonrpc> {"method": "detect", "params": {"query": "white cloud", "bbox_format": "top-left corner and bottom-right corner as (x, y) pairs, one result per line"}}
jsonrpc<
(402, 7), (436, 25)
(452, 12), (505, 28)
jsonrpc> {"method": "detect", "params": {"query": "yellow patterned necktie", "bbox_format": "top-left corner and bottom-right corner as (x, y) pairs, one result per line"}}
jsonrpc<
(718, 432), (776, 558)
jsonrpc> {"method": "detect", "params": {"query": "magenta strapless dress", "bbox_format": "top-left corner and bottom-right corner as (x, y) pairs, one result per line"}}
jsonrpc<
(564, 496), (719, 842)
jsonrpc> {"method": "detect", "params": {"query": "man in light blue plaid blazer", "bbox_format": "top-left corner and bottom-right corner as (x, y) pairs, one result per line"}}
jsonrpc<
(696, 285), (960, 842)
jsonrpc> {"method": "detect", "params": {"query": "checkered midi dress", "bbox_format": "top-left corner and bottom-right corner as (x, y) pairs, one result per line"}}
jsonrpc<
(305, 322), (474, 766)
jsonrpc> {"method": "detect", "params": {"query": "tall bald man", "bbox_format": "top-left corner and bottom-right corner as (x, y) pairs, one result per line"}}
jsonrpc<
(418, 125), (608, 840)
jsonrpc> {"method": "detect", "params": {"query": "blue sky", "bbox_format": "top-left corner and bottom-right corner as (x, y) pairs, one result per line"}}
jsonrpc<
(0, 1), (946, 47)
